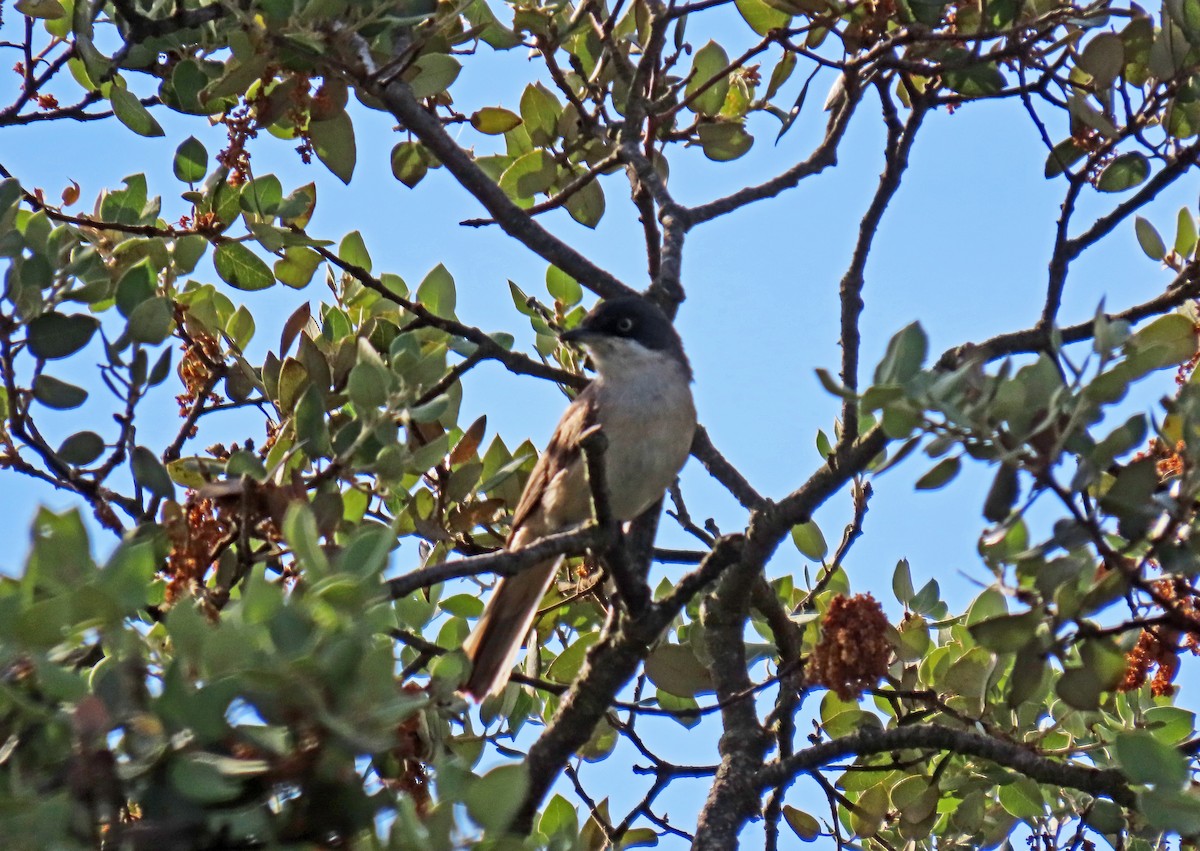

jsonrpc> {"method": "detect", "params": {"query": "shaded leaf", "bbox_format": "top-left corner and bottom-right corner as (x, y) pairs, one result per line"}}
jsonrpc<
(1134, 216), (1166, 260)
(309, 111), (357, 184)
(131, 445), (174, 500)
(1097, 153), (1149, 192)
(173, 136), (208, 183)
(27, 312), (98, 360)
(57, 431), (105, 466)
(33, 374), (87, 409)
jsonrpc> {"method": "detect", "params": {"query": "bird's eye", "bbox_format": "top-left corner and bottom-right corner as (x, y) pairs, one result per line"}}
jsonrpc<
(616, 317), (635, 333)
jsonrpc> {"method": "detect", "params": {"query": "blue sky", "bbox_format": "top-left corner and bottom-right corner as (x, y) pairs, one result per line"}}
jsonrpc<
(3, 8), (1198, 842)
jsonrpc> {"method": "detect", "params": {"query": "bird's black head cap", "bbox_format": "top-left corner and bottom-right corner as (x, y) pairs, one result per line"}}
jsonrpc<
(563, 295), (685, 356)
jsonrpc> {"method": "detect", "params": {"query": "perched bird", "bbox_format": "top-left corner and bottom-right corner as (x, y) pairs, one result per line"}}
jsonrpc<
(462, 295), (697, 699)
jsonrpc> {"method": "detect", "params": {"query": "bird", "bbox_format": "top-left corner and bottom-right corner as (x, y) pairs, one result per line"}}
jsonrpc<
(461, 295), (697, 699)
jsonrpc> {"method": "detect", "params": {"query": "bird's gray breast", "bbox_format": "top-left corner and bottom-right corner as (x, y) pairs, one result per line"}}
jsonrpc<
(592, 353), (696, 521)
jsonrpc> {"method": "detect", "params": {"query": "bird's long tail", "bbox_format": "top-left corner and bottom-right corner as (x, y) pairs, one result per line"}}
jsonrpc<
(462, 557), (561, 699)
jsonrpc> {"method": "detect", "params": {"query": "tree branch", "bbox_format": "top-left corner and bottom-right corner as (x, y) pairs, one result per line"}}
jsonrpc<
(759, 724), (1136, 808)
(367, 78), (632, 299)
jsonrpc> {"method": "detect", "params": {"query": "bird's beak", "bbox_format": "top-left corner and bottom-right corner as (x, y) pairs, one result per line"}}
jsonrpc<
(559, 326), (596, 345)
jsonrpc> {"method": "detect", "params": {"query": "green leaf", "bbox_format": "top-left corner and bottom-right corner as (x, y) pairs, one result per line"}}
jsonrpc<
(274, 246), (321, 289)
(309, 111), (357, 184)
(278, 182), (317, 227)
(1141, 788), (1200, 834)
(546, 266), (582, 305)
(173, 136), (208, 183)
(686, 41), (731, 115)
(27, 312), (98, 359)
(170, 753), (266, 804)
(225, 305), (255, 350)
(57, 431), (105, 466)
(471, 107), (522, 135)
(1144, 706), (1196, 744)
(1177, 207), (1198, 258)
(407, 53), (461, 99)
(644, 644), (713, 698)
(14, 0), (66, 19)
(240, 174), (283, 216)
(1134, 216), (1166, 260)
(33, 374), (87, 409)
(982, 463), (1020, 523)
(111, 87), (164, 137)
(1078, 32), (1125, 85)
(294, 384), (330, 457)
(969, 610), (1041, 652)
(1044, 138), (1086, 178)
(214, 242), (275, 291)
(0, 178), (22, 218)
(116, 260), (157, 317)
(1097, 153), (1150, 192)
(736, 0), (791, 35)
(766, 52), (797, 100)
(697, 123), (754, 161)
(127, 296), (173, 344)
(520, 83), (561, 146)
(791, 520), (828, 560)
(283, 501), (329, 576)
(1114, 731), (1188, 788)
(499, 150), (558, 202)
(348, 361), (389, 409)
(997, 777), (1045, 819)
(915, 456), (960, 490)
(783, 805), (820, 841)
(390, 142), (428, 188)
(1056, 665), (1102, 711)
(1127, 312), (1196, 372)
(546, 632), (600, 684)
(892, 558), (914, 606)
(131, 445), (174, 500)
(874, 322), (927, 385)
(417, 264), (456, 317)
(339, 230), (372, 272)
(564, 177), (605, 228)
(943, 60), (1005, 96)
(465, 764), (529, 834)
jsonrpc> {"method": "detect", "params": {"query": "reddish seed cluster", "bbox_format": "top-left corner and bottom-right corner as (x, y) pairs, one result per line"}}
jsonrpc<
(806, 593), (892, 701)
(1119, 578), (1200, 697)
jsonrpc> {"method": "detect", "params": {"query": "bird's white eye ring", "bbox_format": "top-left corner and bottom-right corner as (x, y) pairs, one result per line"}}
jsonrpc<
(616, 317), (634, 333)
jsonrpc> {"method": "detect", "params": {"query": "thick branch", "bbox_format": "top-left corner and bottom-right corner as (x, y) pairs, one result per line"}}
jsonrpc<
(386, 523), (606, 599)
(692, 553), (772, 849)
(837, 90), (926, 446)
(759, 724), (1136, 808)
(685, 74), (861, 226)
(368, 79), (631, 299)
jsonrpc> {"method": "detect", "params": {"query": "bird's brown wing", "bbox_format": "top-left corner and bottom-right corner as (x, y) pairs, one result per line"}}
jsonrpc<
(505, 386), (595, 538)
(462, 389), (596, 699)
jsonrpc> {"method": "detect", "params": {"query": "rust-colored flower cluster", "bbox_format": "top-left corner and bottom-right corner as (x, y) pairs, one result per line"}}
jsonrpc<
(807, 593), (892, 701)
(162, 493), (234, 605)
(217, 103), (258, 186)
(1119, 578), (1200, 697)
(384, 684), (432, 817)
(175, 331), (223, 425)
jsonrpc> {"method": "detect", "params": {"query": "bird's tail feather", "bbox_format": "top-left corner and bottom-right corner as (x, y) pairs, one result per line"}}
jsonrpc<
(462, 557), (561, 700)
